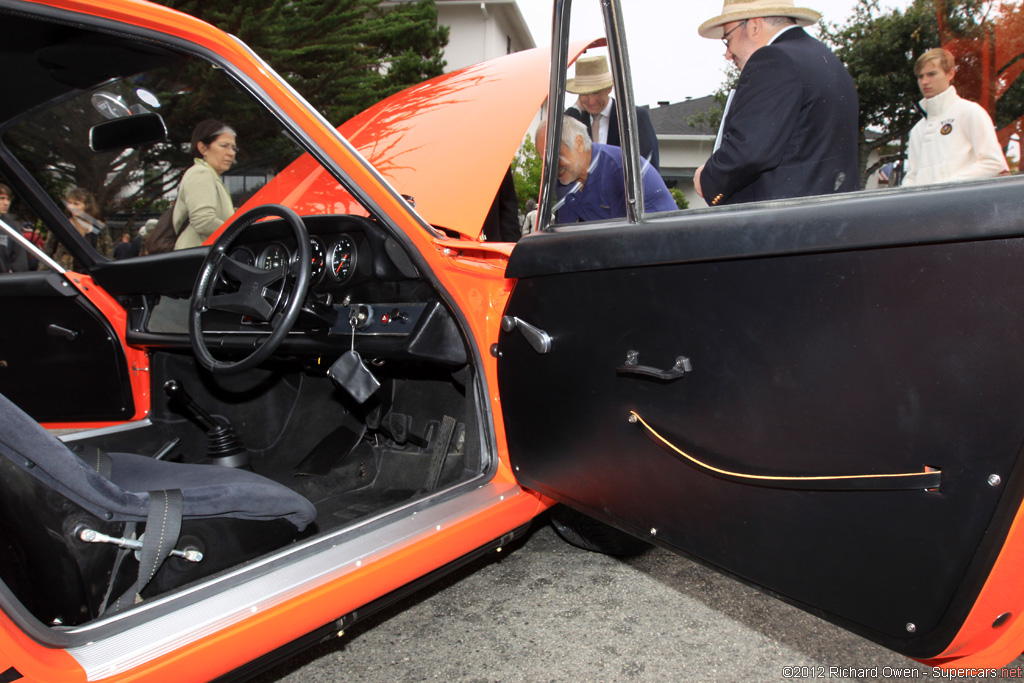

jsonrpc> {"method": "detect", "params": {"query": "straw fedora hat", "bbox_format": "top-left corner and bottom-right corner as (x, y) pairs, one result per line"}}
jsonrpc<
(698, 0), (821, 39)
(566, 56), (613, 95)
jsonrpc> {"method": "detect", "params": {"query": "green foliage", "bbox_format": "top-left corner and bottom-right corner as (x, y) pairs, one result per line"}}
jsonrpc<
(159, 0), (448, 127)
(817, 0), (1022, 187)
(819, 0), (945, 187)
(512, 135), (543, 214)
(670, 187), (690, 210)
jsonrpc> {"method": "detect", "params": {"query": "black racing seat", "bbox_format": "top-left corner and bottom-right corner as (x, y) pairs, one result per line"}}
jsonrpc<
(0, 391), (316, 626)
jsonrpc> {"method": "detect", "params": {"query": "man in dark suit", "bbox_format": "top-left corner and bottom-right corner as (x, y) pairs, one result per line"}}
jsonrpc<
(694, 1), (858, 206)
(565, 55), (660, 171)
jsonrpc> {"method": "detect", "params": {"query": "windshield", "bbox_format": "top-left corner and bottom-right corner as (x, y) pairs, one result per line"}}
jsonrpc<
(0, 17), (368, 271)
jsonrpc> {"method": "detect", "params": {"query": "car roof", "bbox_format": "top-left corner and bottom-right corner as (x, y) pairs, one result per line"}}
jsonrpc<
(0, 11), (177, 127)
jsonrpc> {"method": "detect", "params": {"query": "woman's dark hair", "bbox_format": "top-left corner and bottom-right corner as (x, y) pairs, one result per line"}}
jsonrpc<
(65, 187), (98, 216)
(189, 119), (236, 159)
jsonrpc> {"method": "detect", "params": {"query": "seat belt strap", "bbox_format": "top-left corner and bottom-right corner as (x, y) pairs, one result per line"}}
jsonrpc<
(108, 489), (183, 613)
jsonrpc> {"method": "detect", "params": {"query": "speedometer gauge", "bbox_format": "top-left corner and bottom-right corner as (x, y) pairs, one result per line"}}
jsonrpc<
(258, 242), (289, 271)
(327, 235), (357, 283)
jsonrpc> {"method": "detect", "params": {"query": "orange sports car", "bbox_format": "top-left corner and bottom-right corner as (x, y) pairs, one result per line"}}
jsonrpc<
(2, 0), (1024, 681)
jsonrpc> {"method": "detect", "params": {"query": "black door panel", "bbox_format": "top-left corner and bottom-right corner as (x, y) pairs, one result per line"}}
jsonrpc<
(507, 178), (1024, 280)
(0, 271), (133, 422)
(498, 183), (1024, 657)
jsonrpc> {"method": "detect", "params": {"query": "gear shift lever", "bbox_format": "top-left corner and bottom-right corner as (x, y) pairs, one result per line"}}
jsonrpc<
(164, 380), (249, 468)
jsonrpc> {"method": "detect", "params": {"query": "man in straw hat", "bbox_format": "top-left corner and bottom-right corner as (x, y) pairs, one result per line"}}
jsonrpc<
(694, 0), (858, 206)
(565, 55), (660, 170)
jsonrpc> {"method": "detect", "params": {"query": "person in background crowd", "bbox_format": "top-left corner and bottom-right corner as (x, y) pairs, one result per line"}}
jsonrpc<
(694, 0), (859, 206)
(565, 55), (660, 171)
(521, 198), (537, 235)
(482, 166), (521, 242)
(0, 183), (29, 273)
(173, 119), (236, 250)
(113, 232), (134, 260)
(46, 186), (110, 271)
(903, 47), (1008, 186)
(536, 116), (676, 224)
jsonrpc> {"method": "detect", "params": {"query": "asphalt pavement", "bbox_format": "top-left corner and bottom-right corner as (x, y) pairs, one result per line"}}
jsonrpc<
(255, 515), (1024, 682)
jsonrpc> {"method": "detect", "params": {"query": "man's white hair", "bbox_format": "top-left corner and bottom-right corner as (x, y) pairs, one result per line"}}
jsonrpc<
(561, 115), (591, 151)
(535, 115), (593, 152)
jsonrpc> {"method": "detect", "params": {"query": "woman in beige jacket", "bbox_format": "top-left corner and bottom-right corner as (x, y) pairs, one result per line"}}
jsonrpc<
(173, 119), (236, 250)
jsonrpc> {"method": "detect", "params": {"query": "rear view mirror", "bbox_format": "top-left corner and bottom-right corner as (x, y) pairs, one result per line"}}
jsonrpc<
(89, 112), (167, 152)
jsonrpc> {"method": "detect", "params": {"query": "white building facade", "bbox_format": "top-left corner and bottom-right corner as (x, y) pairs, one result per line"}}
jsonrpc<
(382, 0), (535, 72)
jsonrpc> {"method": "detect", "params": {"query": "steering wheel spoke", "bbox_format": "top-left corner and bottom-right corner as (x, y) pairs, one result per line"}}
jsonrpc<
(189, 204), (311, 374)
(205, 290), (275, 320)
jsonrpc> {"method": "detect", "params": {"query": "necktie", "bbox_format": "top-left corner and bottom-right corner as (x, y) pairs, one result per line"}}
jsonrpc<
(591, 113), (601, 143)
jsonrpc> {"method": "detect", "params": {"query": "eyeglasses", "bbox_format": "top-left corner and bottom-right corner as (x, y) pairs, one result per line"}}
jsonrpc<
(721, 20), (748, 49)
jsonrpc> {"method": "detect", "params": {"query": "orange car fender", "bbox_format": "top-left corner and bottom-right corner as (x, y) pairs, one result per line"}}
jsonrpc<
(920, 498), (1024, 670)
(0, 617), (86, 683)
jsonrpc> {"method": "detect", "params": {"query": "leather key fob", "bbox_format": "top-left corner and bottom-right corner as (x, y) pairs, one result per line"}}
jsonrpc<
(328, 350), (381, 403)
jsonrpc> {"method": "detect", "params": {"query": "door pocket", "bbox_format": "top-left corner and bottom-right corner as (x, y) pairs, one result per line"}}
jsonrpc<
(629, 411), (942, 492)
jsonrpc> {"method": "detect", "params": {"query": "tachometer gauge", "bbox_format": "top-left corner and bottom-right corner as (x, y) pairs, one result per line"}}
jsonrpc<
(258, 242), (290, 271)
(309, 237), (326, 282)
(327, 234), (357, 283)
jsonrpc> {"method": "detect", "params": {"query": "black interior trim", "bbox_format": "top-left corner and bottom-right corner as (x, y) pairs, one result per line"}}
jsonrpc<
(90, 249), (207, 296)
(507, 177), (1024, 279)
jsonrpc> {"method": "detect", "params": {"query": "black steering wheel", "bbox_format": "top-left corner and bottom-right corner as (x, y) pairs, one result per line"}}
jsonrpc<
(189, 204), (311, 375)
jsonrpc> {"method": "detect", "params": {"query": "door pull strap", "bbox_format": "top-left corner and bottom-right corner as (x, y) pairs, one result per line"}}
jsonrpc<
(628, 411), (941, 491)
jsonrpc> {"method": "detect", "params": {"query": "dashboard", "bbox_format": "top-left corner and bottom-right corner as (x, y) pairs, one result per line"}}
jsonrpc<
(119, 213), (466, 366)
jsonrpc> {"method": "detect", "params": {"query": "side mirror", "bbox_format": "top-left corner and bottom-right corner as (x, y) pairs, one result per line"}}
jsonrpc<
(89, 113), (167, 152)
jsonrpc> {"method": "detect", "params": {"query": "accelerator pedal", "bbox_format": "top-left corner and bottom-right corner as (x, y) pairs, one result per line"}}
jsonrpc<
(422, 415), (457, 493)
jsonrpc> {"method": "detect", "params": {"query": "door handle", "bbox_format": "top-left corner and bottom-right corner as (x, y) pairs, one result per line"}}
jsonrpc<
(501, 316), (551, 354)
(47, 324), (78, 341)
(617, 350), (691, 381)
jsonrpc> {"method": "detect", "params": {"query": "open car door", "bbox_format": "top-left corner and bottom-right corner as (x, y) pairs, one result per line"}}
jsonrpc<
(0, 242), (142, 425)
(498, 0), (1024, 669)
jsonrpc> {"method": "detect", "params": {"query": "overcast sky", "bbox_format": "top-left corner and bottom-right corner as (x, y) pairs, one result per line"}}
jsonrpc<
(516, 0), (913, 107)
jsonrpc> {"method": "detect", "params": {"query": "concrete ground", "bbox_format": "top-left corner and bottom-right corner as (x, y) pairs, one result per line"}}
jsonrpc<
(255, 516), (1023, 682)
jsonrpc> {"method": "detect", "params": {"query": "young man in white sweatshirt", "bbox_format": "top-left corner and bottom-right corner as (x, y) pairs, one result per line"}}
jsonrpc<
(903, 48), (1008, 186)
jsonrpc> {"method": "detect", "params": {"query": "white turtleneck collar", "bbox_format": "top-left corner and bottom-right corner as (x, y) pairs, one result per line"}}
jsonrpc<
(920, 85), (959, 119)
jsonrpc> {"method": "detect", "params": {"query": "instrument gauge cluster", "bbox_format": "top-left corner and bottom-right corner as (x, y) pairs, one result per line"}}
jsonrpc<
(227, 232), (362, 292)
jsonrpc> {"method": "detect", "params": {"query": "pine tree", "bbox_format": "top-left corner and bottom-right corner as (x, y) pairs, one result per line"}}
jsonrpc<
(158, 0), (448, 126)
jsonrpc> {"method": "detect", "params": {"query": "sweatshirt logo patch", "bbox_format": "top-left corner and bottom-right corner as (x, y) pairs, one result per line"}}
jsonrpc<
(940, 120), (954, 135)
